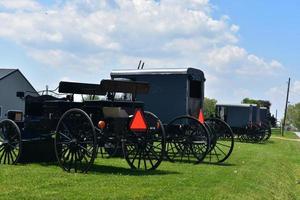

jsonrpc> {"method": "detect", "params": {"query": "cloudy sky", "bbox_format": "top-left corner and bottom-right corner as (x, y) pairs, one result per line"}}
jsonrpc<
(0, 0), (299, 118)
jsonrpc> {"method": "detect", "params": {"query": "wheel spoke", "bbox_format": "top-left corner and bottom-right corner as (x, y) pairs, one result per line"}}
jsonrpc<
(215, 144), (228, 157)
(216, 142), (231, 148)
(3, 151), (7, 164)
(56, 131), (72, 141)
(137, 148), (142, 169)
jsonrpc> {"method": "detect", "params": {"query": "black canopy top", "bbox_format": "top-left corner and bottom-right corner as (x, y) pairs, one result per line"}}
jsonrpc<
(59, 79), (149, 95)
(100, 79), (149, 94)
(111, 67), (206, 82)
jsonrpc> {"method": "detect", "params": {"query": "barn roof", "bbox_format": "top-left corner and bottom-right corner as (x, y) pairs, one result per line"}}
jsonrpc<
(111, 68), (206, 81)
(0, 69), (17, 80)
(0, 68), (38, 94)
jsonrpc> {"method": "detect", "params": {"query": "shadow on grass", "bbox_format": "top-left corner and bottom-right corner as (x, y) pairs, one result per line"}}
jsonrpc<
(89, 164), (180, 176)
(31, 162), (179, 176)
(201, 162), (236, 167)
(233, 139), (274, 145)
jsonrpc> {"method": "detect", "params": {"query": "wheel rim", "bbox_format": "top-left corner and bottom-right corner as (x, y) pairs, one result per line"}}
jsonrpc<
(55, 109), (97, 173)
(204, 118), (234, 163)
(166, 116), (209, 163)
(123, 111), (165, 170)
(0, 119), (22, 165)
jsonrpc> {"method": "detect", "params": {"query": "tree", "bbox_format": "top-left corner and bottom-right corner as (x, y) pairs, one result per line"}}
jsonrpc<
(82, 95), (101, 101)
(203, 97), (217, 118)
(286, 103), (300, 130)
(242, 98), (271, 109)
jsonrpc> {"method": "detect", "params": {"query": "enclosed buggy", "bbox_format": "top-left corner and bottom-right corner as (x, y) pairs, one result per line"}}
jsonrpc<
(216, 104), (271, 142)
(111, 68), (234, 164)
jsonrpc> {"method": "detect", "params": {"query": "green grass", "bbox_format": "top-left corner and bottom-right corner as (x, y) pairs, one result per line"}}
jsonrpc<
(0, 130), (299, 200)
(272, 128), (299, 139)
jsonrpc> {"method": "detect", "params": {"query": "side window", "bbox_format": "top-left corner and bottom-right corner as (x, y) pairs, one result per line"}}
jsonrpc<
(189, 80), (202, 98)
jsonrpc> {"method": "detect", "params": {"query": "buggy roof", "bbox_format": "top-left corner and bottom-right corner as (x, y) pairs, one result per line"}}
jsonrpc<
(216, 104), (258, 108)
(58, 79), (149, 95)
(111, 68), (206, 81)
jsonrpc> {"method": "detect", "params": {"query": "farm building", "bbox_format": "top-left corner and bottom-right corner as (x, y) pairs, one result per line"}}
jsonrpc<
(0, 69), (38, 120)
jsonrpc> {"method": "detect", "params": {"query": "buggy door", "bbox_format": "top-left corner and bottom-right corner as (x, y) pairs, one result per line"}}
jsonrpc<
(187, 79), (204, 118)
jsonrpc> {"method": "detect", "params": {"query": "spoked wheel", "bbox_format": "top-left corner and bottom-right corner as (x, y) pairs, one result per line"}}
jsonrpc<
(55, 108), (97, 173)
(0, 119), (22, 164)
(246, 124), (265, 143)
(166, 116), (210, 163)
(123, 111), (165, 170)
(165, 140), (183, 162)
(262, 123), (272, 141)
(204, 118), (234, 163)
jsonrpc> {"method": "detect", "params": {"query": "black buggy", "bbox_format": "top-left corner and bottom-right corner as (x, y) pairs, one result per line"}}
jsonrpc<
(0, 79), (165, 172)
(111, 68), (235, 164)
(215, 104), (272, 143)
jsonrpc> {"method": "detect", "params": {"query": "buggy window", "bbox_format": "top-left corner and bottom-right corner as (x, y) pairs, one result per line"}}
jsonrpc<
(189, 80), (202, 98)
(114, 92), (132, 101)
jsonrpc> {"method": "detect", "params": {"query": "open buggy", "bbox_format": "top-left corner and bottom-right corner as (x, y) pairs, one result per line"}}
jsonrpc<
(0, 79), (165, 172)
(215, 104), (272, 143)
(111, 68), (235, 164)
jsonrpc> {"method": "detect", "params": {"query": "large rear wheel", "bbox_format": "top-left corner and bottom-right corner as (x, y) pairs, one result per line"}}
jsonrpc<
(204, 118), (234, 163)
(55, 108), (97, 173)
(122, 111), (165, 170)
(166, 116), (210, 163)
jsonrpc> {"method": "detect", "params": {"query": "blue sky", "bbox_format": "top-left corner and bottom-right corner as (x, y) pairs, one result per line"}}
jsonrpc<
(0, 0), (299, 118)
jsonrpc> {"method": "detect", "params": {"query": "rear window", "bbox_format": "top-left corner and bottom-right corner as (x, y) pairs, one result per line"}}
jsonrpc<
(189, 80), (202, 98)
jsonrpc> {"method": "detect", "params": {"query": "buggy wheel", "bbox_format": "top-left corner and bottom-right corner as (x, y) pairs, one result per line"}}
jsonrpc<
(204, 118), (234, 163)
(246, 124), (265, 143)
(55, 108), (97, 173)
(0, 119), (22, 164)
(123, 111), (165, 170)
(166, 116), (210, 163)
(262, 123), (272, 141)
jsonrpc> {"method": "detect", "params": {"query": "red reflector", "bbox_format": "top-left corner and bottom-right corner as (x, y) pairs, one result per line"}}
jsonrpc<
(198, 109), (205, 124)
(130, 109), (148, 132)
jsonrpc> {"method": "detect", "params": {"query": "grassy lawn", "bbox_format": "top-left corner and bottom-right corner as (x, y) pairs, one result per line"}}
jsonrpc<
(0, 130), (299, 200)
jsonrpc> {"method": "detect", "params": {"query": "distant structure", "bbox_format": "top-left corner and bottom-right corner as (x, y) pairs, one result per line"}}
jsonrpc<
(0, 69), (38, 120)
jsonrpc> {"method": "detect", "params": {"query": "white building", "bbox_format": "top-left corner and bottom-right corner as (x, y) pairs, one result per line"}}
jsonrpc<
(0, 69), (38, 120)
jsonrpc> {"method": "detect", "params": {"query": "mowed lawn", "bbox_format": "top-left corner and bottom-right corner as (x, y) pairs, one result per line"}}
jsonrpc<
(0, 129), (299, 200)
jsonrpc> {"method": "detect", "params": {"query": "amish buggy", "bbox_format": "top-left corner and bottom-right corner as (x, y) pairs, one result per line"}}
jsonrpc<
(0, 79), (165, 172)
(111, 68), (235, 164)
(215, 104), (272, 143)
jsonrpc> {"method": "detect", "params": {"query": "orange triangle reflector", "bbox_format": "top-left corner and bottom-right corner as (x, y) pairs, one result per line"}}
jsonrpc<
(198, 109), (205, 124)
(130, 109), (148, 132)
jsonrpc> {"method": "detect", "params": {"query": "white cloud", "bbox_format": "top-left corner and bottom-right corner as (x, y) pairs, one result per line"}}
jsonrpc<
(0, 0), (41, 11)
(0, 0), (287, 115)
(0, 0), (282, 77)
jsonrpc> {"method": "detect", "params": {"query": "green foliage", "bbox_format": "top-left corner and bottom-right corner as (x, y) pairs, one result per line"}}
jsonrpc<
(242, 98), (271, 109)
(286, 103), (300, 130)
(0, 130), (299, 199)
(204, 97), (217, 118)
(83, 95), (101, 101)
